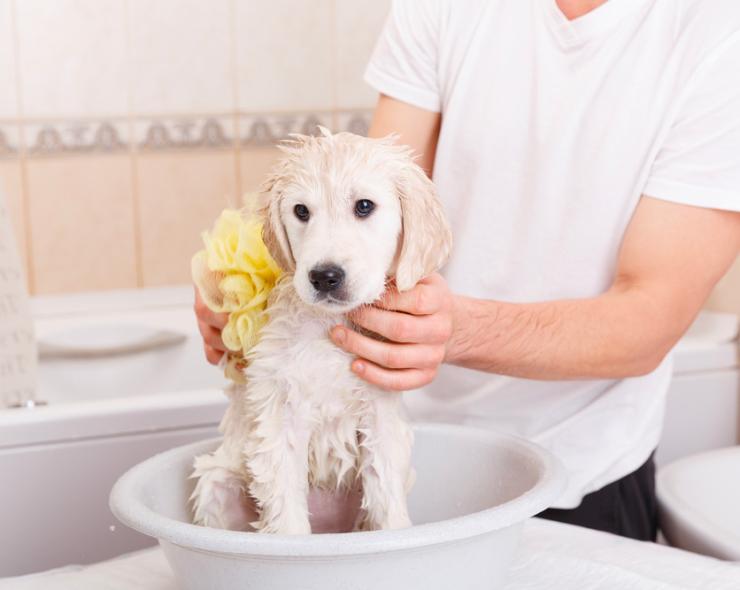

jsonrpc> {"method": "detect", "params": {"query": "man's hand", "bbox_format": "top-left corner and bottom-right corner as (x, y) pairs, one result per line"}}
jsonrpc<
(329, 93), (448, 391)
(194, 287), (229, 365)
(330, 273), (454, 391)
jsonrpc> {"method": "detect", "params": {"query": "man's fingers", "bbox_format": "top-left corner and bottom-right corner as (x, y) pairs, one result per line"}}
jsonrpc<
(204, 343), (224, 365)
(198, 321), (227, 352)
(349, 306), (451, 345)
(330, 326), (444, 370)
(194, 289), (229, 329)
(350, 359), (436, 392)
(376, 275), (444, 315)
(200, 305), (229, 330)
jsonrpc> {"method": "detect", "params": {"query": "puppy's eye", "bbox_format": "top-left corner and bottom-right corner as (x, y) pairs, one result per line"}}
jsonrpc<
(294, 204), (310, 222)
(354, 199), (375, 218)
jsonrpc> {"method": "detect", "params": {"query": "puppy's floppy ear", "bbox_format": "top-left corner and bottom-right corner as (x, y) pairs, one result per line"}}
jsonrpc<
(394, 158), (452, 292)
(259, 166), (295, 272)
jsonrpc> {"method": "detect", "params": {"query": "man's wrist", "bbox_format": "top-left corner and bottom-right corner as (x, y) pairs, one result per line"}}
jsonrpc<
(444, 294), (474, 366)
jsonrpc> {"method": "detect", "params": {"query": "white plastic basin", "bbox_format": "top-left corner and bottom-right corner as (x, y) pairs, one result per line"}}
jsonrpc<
(110, 423), (565, 590)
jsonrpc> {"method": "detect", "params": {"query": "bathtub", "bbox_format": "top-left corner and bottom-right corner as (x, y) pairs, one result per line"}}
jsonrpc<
(0, 286), (228, 577)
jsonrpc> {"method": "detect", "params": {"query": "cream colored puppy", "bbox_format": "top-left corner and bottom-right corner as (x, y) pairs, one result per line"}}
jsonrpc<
(191, 128), (451, 534)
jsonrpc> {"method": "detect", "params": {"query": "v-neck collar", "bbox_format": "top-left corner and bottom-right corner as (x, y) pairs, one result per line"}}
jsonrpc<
(541, 0), (650, 49)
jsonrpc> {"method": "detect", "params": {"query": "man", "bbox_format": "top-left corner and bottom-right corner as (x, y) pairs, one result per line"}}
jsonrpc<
(197, 0), (740, 540)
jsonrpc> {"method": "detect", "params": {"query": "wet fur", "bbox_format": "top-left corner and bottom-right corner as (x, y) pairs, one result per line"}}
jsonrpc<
(191, 129), (451, 534)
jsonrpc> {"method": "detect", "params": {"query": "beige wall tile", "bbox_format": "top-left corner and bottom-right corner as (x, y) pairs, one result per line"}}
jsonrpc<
(239, 147), (280, 195)
(16, 0), (129, 118)
(0, 158), (28, 275)
(137, 151), (238, 286)
(0, 0), (18, 118)
(26, 155), (137, 293)
(235, 0), (334, 112)
(335, 0), (390, 110)
(128, 0), (234, 116)
(706, 257), (740, 316)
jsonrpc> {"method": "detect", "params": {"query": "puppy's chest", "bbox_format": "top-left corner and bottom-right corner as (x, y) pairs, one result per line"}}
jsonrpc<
(250, 311), (364, 410)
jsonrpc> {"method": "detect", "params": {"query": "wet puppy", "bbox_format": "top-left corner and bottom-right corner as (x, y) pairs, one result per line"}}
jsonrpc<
(191, 128), (451, 534)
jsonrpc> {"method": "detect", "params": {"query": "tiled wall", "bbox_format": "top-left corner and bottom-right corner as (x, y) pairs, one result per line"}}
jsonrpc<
(0, 0), (390, 293)
(0, 0), (737, 315)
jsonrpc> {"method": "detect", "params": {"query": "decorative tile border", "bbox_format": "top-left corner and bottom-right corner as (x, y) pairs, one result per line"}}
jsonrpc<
(133, 115), (235, 152)
(336, 111), (371, 137)
(238, 112), (334, 147)
(0, 110), (374, 159)
(0, 125), (20, 159)
(24, 120), (129, 157)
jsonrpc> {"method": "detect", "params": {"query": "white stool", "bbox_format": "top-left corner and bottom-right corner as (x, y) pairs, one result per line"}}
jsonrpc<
(657, 446), (740, 560)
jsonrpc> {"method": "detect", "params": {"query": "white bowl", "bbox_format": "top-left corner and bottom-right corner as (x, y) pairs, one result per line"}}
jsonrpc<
(110, 423), (565, 590)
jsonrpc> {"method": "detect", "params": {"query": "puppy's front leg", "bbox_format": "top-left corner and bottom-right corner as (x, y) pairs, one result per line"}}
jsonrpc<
(191, 448), (256, 531)
(244, 392), (312, 534)
(357, 393), (414, 531)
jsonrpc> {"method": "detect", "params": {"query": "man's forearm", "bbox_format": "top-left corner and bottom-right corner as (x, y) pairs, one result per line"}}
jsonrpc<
(445, 286), (687, 380)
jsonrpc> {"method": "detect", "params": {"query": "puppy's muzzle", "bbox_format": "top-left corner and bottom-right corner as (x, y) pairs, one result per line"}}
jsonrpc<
(309, 264), (345, 294)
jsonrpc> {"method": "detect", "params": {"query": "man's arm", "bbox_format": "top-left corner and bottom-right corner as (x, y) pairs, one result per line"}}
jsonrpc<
(446, 196), (740, 379)
(368, 94), (441, 175)
(334, 195), (739, 388)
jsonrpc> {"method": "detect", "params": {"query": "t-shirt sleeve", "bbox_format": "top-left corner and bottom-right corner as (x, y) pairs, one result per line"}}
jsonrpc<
(364, 0), (442, 113)
(644, 36), (740, 212)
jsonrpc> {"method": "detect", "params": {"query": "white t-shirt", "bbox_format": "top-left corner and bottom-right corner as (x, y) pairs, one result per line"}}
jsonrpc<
(365, 0), (740, 507)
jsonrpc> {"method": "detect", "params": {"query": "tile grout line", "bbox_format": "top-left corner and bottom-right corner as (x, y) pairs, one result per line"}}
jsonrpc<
(9, 0), (35, 294)
(0, 106), (370, 126)
(124, 0), (144, 288)
(230, 0), (242, 205)
(330, 0), (339, 132)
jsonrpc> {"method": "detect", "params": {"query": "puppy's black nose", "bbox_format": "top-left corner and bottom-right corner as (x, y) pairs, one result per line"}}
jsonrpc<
(309, 265), (345, 293)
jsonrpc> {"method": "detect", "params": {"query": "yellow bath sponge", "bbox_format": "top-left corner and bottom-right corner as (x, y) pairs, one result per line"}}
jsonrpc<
(192, 207), (282, 381)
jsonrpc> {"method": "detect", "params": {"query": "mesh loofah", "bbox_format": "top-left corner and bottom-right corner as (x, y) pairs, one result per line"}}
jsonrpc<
(192, 207), (282, 381)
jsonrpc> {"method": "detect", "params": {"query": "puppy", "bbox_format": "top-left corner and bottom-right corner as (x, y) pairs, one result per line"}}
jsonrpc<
(191, 128), (451, 534)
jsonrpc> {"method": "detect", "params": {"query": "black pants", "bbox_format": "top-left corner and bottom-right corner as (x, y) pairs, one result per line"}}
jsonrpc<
(538, 452), (658, 541)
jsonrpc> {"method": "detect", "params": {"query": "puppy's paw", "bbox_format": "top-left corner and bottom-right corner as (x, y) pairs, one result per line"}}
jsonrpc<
(384, 513), (412, 530)
(252, 511), (312, 535)
(354, 509), (412, 532)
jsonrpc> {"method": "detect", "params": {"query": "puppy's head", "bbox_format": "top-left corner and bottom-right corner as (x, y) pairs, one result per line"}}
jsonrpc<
(261, 128), (451, 313)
